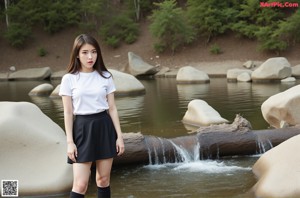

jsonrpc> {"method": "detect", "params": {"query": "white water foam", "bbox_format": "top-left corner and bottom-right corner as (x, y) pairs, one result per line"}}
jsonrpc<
(145, 160), (251, 173)
(173, 160), (251, 173)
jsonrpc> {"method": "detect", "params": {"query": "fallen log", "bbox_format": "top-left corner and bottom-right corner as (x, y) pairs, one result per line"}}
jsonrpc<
(113, 127), (300, 166)
(114, 115), (300, 166)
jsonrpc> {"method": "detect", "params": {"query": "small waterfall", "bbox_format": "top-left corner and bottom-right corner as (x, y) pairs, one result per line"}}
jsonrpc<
(145, 136), (200, 165)
(256, 137), (273, 154)
(169, 141), (200, 163)
(145, 136), (170, 164)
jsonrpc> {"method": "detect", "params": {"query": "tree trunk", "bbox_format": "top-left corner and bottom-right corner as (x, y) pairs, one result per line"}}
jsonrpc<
(4, 0), (9, 27)
(113, 127), (300, 166)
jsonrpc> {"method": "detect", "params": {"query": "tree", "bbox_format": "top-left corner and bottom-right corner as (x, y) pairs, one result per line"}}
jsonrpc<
(149, 0), (195, 53)
(276, 10), (300, 45)
(4, 0), (9, 27)
(186, 0), (238, 43)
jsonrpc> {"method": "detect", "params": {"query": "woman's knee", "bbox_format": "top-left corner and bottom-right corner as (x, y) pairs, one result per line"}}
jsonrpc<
(96, 175), (110, 187)
(73, 180), (89, 194)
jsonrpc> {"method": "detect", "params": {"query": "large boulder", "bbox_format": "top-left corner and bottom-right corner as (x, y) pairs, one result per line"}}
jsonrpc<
(182, 99), (228, 126)
(124, 52), (158, 76)
(0, 102), (72, 196)
(8, 67), (52, 81)
(252, 134), (300, 198)
(291, 64), (300, 78)
(50, 84), (61, 98)
(251, 57), (291, 82)
(0, 72), (8, 81)
(51, 70), (66, 80)
(28, 83), (54, 96)
(176, 66), (210, 83)
(109, 69), (145, 96)
(261, 85), (300, 128)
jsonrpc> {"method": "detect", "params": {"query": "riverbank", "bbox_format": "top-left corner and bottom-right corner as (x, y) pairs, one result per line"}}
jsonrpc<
(0, 22), (300, 73)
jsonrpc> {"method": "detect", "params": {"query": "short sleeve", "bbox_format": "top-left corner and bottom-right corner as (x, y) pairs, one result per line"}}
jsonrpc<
(107, 76), (116, 94)
(59, 74), (72, 96)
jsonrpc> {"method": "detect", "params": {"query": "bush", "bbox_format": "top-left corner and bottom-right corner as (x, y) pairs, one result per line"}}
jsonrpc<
(4, 23), (31, 48)
(186, 1), (238, 42)
(153, 43), (166, 53)
(99, 13), (139, 47)
(104, 36), (120, 48)
(124, 32), (137, 44)
(149, 0), (195, 53)
(37, 47), (48, 57)
(209, 43), (222, 54)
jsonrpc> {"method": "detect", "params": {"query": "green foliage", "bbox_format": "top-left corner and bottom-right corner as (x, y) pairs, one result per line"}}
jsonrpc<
(153, 43), (166, 53)
(99, 13), (139, 48)
(4, 23), (31, 48)
(255, 26), (288, 54)
(186, 0), (239, 41)
(2, 0), (300, 53)
(4, 0), (80, 47)
(229, 0), (298, 53)
(276, 10), (300, 44)
(149, 0), (195, 53)
(209, 43), (222, 55)
(104, 36), (120, 48)
(79, 0), (107, 32)
(80, 0), (139, 48)
(39, 0), (81, 34)
(37, 47), (48, 57)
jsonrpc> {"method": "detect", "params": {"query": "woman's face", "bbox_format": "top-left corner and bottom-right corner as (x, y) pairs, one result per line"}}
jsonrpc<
(78, 43), (97, 72)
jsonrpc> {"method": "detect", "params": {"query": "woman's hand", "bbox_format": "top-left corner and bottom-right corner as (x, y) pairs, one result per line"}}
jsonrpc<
(116, 137), (125, 156)
(67, 142), (78, 162)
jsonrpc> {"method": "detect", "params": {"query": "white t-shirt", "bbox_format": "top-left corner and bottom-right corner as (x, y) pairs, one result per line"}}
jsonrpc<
(59, 70), (116, 115)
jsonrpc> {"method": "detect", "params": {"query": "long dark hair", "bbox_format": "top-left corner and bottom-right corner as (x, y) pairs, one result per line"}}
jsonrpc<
(66, 34), (111, 78)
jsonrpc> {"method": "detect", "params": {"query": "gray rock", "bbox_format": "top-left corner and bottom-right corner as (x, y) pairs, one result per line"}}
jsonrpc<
(243, 60), (254, 69)
(109, 69), (145, 96)
(0, 72), (8, 81)
(50, 84), (61, 98)
(176, 66), (210, 83)
(51, 70), (66, 80)
(237, 72), (252, 82)
(227, 68), (252, 81)
(125, 52), (159, 76)
(28, 83), (54, 96)
(291, 64), (300, 78)
(261, 84), (300, 128)
(252, 57), (291, 82)
(281, 77), (296, 83)
(182, 99), (228, 126)
(0, 102), (72, 196)
(253, 134), (300, 198)
(8, 67), (52, 81)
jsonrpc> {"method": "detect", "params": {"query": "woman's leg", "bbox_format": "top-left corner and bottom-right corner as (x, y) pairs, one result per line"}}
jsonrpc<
(95, 158), (114, 198)
(71, 162), (92, 197)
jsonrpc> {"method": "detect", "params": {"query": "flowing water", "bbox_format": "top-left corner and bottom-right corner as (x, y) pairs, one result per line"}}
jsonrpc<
(0, 77), (298, 198)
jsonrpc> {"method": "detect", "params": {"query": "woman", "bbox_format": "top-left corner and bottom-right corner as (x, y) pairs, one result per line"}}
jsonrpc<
(59, 34), (125, 198)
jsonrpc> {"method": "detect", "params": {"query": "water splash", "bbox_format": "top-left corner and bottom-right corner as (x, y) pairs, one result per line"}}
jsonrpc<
(169, 141), (200, 163)
(145, 137), (251, 173)
(173, 160), (251, 173)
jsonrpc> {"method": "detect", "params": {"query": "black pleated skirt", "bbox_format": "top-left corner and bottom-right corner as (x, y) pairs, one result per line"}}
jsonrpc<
(68, 111), (117, 164)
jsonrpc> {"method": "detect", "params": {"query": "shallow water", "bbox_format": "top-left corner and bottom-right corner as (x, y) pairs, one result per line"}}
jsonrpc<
(1, 77), (298, 197)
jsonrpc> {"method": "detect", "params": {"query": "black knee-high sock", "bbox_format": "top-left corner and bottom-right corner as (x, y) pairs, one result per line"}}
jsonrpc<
(97, 186), (111, 198)
(70, 191), (84, 198)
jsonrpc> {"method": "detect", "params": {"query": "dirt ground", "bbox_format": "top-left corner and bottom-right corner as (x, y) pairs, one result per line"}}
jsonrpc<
(0, 21), (299, 73)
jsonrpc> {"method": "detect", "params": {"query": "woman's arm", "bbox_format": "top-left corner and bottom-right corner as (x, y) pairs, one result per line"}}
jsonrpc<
(107, 93), (125, 156)
(62, 95), (77, 162)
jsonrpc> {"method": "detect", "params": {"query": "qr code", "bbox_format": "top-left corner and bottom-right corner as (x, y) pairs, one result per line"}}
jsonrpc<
(1, 180), (18, 197)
